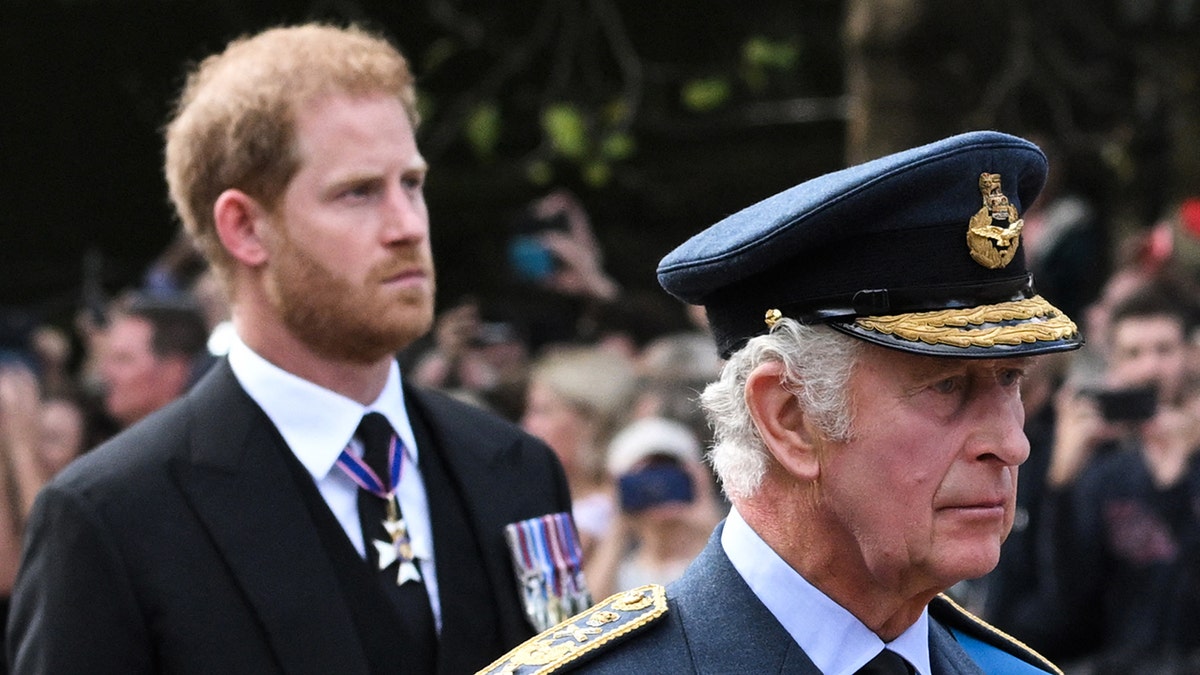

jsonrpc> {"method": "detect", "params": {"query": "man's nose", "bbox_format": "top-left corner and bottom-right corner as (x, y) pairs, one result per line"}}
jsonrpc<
(380, 186), (427, 242)
(966, 389), (1030, 466)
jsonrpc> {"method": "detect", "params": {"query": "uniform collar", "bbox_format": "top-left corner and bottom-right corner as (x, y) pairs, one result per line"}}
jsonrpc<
(721, 507), (932, 675)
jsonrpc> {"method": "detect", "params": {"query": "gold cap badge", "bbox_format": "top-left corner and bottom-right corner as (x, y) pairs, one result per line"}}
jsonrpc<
(966, 173), (1023, 269)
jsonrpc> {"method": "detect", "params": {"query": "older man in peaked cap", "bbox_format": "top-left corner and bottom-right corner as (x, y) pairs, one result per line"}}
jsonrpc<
(480, 131), (1079, 675)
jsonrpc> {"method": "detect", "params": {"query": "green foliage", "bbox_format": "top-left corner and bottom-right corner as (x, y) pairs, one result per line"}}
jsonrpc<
(465, 102), (501, 159)
(599, 132), (635, 161)
(583, 160), (611, 188)
(680, 36), (800, 110)
(603, 98), (631, 126)
(681, 77), (732, 112)
(742, 36), (800, 71)
(741, 36), (801, 93)
(526, 159), (554, 187)
(421, 38), (459, 77)
(533, 99), (636, 187)
(541, 103), (589, 160)
(415, 94), (436, 128)
(416, 13), (826, 192)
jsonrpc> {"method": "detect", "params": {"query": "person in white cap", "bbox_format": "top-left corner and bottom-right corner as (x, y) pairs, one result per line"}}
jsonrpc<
(585, 417), (722, 598)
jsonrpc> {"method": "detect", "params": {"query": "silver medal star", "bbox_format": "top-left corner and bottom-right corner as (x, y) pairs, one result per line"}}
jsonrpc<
(373, 538), (423, 585)
(375, 513), (421, 585)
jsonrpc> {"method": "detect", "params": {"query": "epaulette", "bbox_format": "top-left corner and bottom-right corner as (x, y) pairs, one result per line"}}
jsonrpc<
(477, 584), (668, 675)
(932, 593), (1063, 675)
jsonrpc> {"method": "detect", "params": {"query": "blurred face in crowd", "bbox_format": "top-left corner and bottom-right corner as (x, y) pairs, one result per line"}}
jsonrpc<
(99, 314), (192, 427)
(1107, 314), (1188, 405)
(521, 380), (593, 479)
(809, 346), (1030, 597)
(38, 398), (85, 478)
(259, 92), (435, 363)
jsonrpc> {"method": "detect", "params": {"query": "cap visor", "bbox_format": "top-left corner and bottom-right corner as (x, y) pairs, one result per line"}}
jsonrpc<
(829, 295), (1083, 358)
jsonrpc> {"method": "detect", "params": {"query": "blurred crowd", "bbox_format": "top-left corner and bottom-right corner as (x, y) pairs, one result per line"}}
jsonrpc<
(957, 188), (1200, 673)
(3, 174), (1200, 672)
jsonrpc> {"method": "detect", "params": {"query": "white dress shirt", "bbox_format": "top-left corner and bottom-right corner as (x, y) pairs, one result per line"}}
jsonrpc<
(227, 335), (441, 629)
(722, 507), (931, 675)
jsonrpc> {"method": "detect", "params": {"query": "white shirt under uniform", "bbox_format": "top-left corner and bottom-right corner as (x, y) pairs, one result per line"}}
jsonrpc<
(722, 507), (932, 675)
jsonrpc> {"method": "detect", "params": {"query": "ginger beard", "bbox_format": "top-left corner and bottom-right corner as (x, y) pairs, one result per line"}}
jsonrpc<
(266, 223), (436, 365)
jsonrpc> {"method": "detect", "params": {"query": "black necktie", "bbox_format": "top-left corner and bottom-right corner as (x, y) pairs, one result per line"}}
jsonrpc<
(855, 649), (914, 675)
(357, 412), (438, 673)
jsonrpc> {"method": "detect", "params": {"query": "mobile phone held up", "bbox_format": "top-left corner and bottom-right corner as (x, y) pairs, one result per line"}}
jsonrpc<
(1089, 385), (1158, 423)
(618, 462), (695, 513)
(507, 235), (558, 282)
(507, 210), (568, 283)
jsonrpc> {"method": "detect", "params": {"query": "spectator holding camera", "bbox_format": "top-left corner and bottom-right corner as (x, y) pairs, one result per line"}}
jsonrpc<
(1034, 281), (1200, 671)
(501, 190), (626, 353)
(410, 299), (532, 421)
(513, 189), (619, 304)
(1047, 282), (1195, 490)
(585, 417), (721, 598)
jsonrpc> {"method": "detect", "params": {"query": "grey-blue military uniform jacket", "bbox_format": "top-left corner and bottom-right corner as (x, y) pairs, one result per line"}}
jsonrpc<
(480, 522), (1059, 675)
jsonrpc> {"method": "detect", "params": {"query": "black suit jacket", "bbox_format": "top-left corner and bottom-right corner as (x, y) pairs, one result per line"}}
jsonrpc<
(7, 360), (571, 674)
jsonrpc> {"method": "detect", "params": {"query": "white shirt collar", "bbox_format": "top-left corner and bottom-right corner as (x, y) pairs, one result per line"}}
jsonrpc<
(226, 334), (419, 481)
(721, 507), (932, 675)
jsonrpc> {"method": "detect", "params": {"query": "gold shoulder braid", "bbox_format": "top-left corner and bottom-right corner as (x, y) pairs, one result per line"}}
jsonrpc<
(854, 296), (1078, 348)
(477, 585), (668, 675)
(936, 593), (1063, 675)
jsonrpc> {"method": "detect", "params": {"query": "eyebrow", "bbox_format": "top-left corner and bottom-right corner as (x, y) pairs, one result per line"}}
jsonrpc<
(902, 356), (1033, 381)
(324, 157), (428, 190)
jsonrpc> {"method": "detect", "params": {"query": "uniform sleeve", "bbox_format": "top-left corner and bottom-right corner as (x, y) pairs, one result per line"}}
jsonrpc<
(7, 484), (155, 674)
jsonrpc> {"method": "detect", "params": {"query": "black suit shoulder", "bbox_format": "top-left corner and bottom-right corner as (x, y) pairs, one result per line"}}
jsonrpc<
(405, 383), (571, 508)
(54, 400), (188, 484)
(406, 385), (543, 454)
(34, 393), (206, 547)
(406, 385), (527, 444)
(7, 362), (295, 674)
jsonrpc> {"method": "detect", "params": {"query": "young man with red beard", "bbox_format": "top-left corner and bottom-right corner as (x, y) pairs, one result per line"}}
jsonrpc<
(7, 24), (573, 675)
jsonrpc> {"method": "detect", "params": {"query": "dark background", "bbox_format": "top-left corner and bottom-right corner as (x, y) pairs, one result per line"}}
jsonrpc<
(0, 1), (845, 332)
(4, 0), (1199, 340)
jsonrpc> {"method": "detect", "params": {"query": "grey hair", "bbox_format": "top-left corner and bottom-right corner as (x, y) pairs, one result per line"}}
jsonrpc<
(699, 319), (862, 500)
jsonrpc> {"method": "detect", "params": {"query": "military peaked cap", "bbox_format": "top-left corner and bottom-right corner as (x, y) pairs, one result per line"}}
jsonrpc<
(658, 130), (1083, 358)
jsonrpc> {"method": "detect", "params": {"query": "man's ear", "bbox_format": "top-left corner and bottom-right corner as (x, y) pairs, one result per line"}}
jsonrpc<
(213, 189), (270, 267)
(744, 361), (822, 481)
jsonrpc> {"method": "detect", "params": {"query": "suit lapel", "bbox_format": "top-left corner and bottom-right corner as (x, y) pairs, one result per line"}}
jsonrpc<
(171, 362), (369, 675)
(404, 386), (546, 646)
